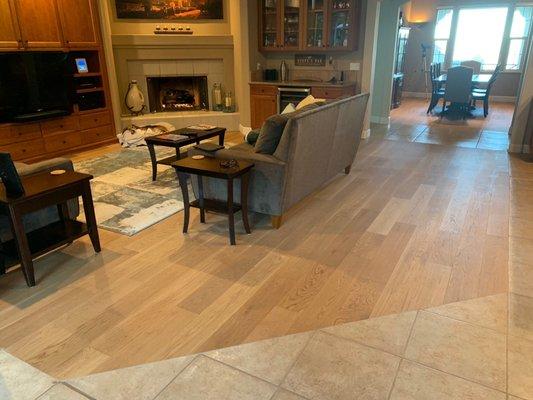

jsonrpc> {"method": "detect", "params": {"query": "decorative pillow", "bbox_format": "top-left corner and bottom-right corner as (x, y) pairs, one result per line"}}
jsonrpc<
(245, 129), (260, 145)
(254, 113), (291, 154)
(281, 103), (296, 114)
(296, 94), (325, 110)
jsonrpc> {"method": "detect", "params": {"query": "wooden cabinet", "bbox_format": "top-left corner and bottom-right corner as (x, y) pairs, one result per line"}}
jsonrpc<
(57, 0), (99, 48)
(250, 85), (278, 129)
(0, 110), (115, 162)
(260, 0), (360, 52)
(14, 0), (63, 49)
(0, 0), (21, 49)
(0, 0), (100, 50)
(251, 82), (357, 128)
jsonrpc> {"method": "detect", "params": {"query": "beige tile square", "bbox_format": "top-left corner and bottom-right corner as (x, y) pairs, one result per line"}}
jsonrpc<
(390, 360), (506, 400)
(271, 389), (308, 400)
(510, 262), (533, 297)
(37, 384), (91, 400)
(155, 356), (276, 400)
(282, 331), (400, 400)
(321, 311), (417, 355)
(0, 350), (54, 400)
(508, 335), (533, 400)
(404, 311), (506, 391)
(425, 294), (507, 333)
(509, 293), (533, 342)
(68, 355), (194, 400)
(205, 332), (312, 385)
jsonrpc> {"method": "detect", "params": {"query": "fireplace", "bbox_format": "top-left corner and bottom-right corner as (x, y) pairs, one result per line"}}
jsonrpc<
(146, 76), (208, 112)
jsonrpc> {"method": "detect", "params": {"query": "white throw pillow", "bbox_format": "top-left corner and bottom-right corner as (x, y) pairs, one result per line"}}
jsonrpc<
(281, 103), (296, 114)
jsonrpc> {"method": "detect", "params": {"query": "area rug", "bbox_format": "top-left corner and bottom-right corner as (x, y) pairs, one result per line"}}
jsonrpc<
(74, 146), (184, 236)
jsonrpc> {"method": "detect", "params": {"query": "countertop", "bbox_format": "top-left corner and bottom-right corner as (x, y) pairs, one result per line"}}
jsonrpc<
(249, 80), (357, 88)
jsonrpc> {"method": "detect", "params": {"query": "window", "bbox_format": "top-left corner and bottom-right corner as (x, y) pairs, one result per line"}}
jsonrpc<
(452, 7), (508, 71)
(432, 8), (453, 64)
(507, 6), (533, 70)
(431, 5), (533, 72)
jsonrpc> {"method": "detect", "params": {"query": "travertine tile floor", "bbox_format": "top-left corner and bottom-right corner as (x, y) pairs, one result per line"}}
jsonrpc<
(2, 292), (532, 400)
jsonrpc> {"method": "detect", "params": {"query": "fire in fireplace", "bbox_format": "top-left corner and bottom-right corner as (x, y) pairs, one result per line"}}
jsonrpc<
(146, 76), (209, 112)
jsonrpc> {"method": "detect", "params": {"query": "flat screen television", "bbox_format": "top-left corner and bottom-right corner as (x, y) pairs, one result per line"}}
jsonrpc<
(0, 52), (72, 123)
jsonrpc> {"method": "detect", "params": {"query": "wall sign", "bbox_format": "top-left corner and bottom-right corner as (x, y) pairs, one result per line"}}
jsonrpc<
(115, 0), (223, 20)
(294, 54), (327, 67)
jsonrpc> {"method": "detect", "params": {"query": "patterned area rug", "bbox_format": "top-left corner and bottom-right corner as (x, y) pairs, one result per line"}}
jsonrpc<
(74, 147), (184, 236)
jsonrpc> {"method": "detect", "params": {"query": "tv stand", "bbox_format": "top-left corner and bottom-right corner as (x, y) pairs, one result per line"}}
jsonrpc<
(13, 110), (70, 123)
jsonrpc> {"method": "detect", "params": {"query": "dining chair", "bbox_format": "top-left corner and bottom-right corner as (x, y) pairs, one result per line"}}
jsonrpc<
(460, 60), (482, 74)
(427, 63), (445, 114)
(442, 66), (473, 119)
(472, 64), (502, 117)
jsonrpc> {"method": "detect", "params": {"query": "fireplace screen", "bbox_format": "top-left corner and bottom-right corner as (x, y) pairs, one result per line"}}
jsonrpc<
(147, 76), (208, 112)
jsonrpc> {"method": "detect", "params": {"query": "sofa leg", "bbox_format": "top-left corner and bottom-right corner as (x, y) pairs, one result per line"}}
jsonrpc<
(271, 215), (283, 229)
(345, 165), (352, 175)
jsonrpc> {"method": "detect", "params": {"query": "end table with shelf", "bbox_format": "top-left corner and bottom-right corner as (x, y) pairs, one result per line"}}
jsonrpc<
(172, 157), (254, 245)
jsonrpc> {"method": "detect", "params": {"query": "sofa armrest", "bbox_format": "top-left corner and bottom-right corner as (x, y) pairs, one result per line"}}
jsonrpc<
(188, 147), (286, 169)
(15, 157), (74, 177)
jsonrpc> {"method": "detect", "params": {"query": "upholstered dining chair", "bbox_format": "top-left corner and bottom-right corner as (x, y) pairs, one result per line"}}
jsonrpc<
(472, 64), (502, 117)
(427, 63), (445, 114)
(442, 66), (473, 119)
(460, 60), (482, 74)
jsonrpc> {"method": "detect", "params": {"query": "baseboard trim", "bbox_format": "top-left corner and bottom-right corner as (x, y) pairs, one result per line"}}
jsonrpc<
(403, 91), (517, 103)
(370, 116), (390, 125)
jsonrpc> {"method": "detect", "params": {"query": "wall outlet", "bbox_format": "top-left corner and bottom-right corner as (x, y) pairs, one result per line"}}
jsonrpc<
(350, 63), (360, 71)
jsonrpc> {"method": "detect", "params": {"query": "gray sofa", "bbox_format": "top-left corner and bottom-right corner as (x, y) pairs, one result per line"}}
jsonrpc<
(0, 158), (80, 244)
(190, 93), (369, 228)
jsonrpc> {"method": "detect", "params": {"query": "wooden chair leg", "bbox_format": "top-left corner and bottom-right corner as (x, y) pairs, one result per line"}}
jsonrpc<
(484, 98), (489, 117)
(271, 215), (283, 229)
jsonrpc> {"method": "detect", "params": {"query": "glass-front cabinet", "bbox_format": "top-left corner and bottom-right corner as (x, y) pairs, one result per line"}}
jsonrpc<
(283, 0), (302, 49)
(260, 0), (359, 52)
(328, 0), (356, 49)
(261, 0), (280, 49)
(306, 0), (326, 49)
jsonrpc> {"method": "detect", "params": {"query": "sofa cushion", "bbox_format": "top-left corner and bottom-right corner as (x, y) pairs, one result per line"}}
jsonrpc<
(245, 129), (260, 146)
(254, 113), (291, 155)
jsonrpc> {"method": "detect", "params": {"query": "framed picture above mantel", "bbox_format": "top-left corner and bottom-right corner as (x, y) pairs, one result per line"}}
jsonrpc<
(115, 0), (223, 20)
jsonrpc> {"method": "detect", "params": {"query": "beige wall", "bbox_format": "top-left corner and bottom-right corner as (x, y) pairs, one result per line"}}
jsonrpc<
(105, 0), (231, 35)
(402, 0), (523, 98)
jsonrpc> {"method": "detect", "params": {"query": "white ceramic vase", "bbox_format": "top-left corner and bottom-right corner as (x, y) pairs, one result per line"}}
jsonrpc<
(125, 80), (145, 114)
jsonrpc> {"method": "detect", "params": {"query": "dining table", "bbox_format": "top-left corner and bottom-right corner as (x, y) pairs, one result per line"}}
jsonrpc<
(434, 73), (492, 84)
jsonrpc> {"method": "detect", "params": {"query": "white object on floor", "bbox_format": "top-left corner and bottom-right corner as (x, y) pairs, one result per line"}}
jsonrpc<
(117, 122), (176, 148)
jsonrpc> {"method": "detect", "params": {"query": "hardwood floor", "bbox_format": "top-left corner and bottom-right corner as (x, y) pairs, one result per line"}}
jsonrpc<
(383, 98), (515, 150)
(0, 132), (513, 379)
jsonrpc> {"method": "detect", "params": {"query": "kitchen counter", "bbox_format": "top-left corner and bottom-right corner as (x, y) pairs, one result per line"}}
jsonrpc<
(249, 80), (357, 89)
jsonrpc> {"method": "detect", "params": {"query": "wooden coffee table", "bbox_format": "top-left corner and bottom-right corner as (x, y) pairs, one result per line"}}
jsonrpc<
(172, 157), (254, 245)
(0, 171), (100, 287)
(146, 127), (226, 181)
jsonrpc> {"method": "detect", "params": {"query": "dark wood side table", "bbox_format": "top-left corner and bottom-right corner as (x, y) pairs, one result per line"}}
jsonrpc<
(145, 127), (226, 181)
(172, 157), (254, 245)
(0, 171), (101, 287)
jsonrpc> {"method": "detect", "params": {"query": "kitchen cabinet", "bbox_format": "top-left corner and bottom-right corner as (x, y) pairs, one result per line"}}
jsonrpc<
(250, 82), (357, 128)
(260, 0), (360, 52)
(250, 85), (279, 129)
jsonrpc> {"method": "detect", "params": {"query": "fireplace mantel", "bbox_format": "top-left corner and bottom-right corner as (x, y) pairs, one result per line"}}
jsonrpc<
(112, 34), (234, 49)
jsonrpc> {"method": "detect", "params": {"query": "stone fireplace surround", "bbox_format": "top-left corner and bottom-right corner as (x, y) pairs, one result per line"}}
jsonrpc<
(112, 34), (239, 131)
